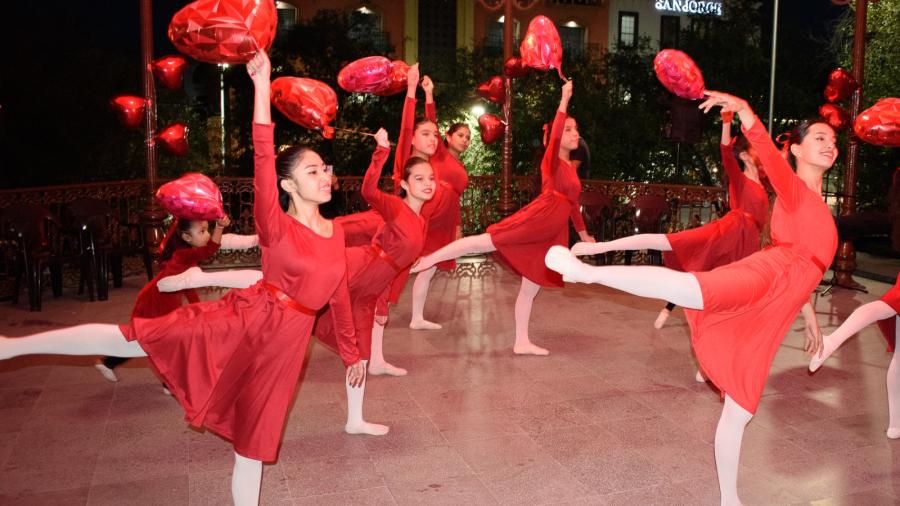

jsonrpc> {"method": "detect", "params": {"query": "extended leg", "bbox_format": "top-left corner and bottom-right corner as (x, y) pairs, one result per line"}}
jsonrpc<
(368, 321), (406, 376)
(409, 266), (441, 330)
(157, 267), (263, 292)
(411, 234), (495, 273)
(888, 341), (900, 439)
(1, 324), (145, 360)
(231, 452), (262, 506)
(655, 302), (678, 329)
(545, 247), (703, 309)
(571, 233), (672, 256)
(715, 395), (752, 506)
(809, 301), (895, 372)
(345, 360), (389, 436)
(513, 277), (548, 356)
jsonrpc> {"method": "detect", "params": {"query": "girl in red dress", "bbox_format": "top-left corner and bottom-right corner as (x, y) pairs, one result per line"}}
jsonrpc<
(0, 51), (363, 506)
(810, 273), (900, 438)
(411, 80), (595, 356)
(407, 77), (471, 330)
(545, 91), (837, 505)
(570, 111), (770, 331)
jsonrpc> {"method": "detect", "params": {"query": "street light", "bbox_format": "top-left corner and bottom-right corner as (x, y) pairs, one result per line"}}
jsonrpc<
(471, 104), (486, 116)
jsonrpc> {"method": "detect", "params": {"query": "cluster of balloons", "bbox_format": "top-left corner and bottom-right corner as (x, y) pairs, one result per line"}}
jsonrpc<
(818, 69), (858, 132)
(156, 173), (225, 221)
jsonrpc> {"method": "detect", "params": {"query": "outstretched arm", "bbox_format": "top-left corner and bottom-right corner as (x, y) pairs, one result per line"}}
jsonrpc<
(361, 129), (397, 219)
(220, 234), (260, 250)
(393, 63), (419, 193)
(157, 267), (263, 292)
(248, 50), (283, 247)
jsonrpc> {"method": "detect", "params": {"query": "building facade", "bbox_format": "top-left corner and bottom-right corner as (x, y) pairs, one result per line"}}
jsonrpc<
(607, 0), (724, 51)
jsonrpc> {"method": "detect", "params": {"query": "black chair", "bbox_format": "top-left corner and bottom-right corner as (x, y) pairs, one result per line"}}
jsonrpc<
(624, 194), (670, 266)
(579, 191), (615, 264)
(0, 205), (87, 311)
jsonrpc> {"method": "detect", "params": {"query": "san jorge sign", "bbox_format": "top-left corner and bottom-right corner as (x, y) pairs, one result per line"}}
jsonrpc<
(655, 0), (723, 16)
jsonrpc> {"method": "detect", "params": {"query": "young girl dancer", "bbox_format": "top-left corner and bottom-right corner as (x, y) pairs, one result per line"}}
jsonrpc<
(95, 217), (259, 383)
(412, 80), (595, 356)
(545, 91), (837, 505)
(407, 77), (471, 330)
(0, 51), (364, 506)
(810, 273), (900, 438)
(571, 111), (769, 330)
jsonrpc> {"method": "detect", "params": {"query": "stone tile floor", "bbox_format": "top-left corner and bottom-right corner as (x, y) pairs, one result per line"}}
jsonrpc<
(0, 266), (898, 505)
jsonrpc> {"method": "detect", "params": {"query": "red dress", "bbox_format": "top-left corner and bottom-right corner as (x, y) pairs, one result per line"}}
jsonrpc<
(130, 240), (221, 319)
(421, 100), (469, 271)
(487, 110), (587, 288)
(687, 118), (837, 414)
(876, 274), (900, 351)
(315, 146), (426, 358)
(663, 142), (769, 272)
(120, 123), (359, 462)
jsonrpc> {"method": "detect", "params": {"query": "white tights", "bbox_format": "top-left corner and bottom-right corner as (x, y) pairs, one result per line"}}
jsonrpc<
(715, 395), (752, 506)
(231, 452), (262, 506)
(409, 266), (441, 329)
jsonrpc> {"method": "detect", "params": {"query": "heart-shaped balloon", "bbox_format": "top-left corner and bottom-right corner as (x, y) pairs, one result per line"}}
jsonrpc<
(520, 16), (565, 79)
(110, 96), (146, 129)
(818, 104), (851, 132)
(338, 56), (393, 93)
(157, 123), (189, 156)
(853, 97), (900, 148)
(478, 114), (503, 144)
(373, 60), (410, 97)
(476, 76), (506, 104)
(653, 49), (705, 100)
(168, 0), (277, 64)
(152, 56), (188, 91)
(271, 77), (338, 138)
(823, 68), (860, 103)
(156, 173), (224, 220)
(504, 57), (531, 79)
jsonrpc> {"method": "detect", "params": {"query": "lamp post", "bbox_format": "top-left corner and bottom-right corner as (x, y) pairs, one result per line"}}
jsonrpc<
(140, 0), (168, 259)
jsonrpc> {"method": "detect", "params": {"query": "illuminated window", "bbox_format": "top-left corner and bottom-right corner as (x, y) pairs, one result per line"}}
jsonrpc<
(618, 12), (638, 48)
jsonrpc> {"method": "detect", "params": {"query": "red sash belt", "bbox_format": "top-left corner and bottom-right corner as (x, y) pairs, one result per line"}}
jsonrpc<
(545, 189), (576, 207)
(371, 245), (403, 272)
(263, 282), (317, 315)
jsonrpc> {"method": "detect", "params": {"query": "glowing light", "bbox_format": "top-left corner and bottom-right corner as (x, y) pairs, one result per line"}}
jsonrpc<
(471, 105), (486, 116)
(564, 21), (579, 28)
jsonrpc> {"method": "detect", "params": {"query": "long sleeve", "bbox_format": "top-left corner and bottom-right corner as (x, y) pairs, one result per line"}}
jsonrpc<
(220, 234), (259, 250)
(171, 240), (221, 267)
(720, 141), (744, 210)
(393, 96), (417, 194)
(425, 100), (449, 167)
(541, 111), (566, 190)
(363, 145), (402, 221)
(569, 199), (586, 233)
(742, 117), (803, 210)
(327, 270), (361, 367)
(253, 123), (283, 247)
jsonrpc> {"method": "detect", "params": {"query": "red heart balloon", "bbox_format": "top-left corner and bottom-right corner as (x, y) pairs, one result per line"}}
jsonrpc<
(476, 76), (506, 104)
(478, 114), (503, 144)
(520, 16), (565, 79)
(157, 123), (189, 156)
(338, 56), (393, 94)
(168, 0), (277, 65)
(504, 57), (531, 79)
(818, 104), (851, 132)
(853, 97), (900, 148)
(653, 49), (705, 100)
(156, 173), (224, 221)
(823, 68), (860, 103)
(271, 77), (338, 137)
(152, 56), (187, 91)
(110, 95), (146, 129)
(373, 60), (410, 97)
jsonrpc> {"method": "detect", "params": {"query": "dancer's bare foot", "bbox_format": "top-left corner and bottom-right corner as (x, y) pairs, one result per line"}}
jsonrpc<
(514, 342), (550, 356)
(368, 361), (407, 376)
(545, 246), (590, 283)
(409, 319), (442, 330)
(345, 421), (390, 436)
(808, 334), (835, 372)
(654, 308), (671, 329)
(157, 266), (203, 292)
(571, 241), (605, 257)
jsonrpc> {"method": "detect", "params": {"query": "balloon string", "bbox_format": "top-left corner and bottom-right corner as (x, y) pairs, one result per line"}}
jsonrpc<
(333, 127), (396, 147)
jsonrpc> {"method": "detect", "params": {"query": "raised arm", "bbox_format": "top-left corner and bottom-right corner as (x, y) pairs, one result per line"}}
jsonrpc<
(700, 91), (802, 208)
(541, 82), (572, 185)
(423, 77), (449, 162)
(719, 112), (744, 208)
(248, 50), (282, 247)
(361, 130), (398, 220)
(393, 64), (419, 194)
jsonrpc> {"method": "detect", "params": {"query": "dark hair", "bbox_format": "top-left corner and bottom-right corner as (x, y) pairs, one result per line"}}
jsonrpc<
(398, 156), (431, 198)
(275, 145), (313, 211)
(413, 117), (436, 133)
(443, 123), (469, 147)
(784, 118), (833, 172)
(159, 218), (196, 263)
(732, 134), (751, 172)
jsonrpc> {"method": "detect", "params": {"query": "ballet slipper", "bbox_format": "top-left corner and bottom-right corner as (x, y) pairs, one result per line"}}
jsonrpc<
(94, 361), (119, 382)
(695, 369), (707, 383)
(887, 427), (900, 439)
(654, 308), (671, 329)
(544, 246), (588, 283)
